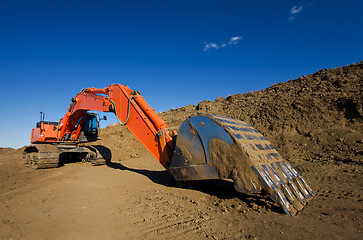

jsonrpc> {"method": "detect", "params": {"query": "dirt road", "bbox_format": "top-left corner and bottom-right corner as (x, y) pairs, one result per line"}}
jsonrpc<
(0, 146), (362, 240)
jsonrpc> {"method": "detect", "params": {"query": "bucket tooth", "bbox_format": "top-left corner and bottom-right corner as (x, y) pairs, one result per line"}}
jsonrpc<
(279, 161), (315, 199)
(266, 163), (305, 211)
(284, 162), (316, 198)
(283, 185), (304, 211)
(298, 176), (316, 197)
(289, 181), (306, 204)
(275, 190), (295, 216)
(169, 113), (314, 216)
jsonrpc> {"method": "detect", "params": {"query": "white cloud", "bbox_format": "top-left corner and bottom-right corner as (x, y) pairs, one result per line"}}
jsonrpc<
(288, 5), (304, 22)
(204, 36), (242, 51)
(229, 36), (242, 45)
(290, 5), (303, 15)
(204, 43), (224, 51)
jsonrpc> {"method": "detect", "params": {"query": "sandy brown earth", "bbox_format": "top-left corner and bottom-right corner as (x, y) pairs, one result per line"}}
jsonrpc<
(1, 62), (362, 239)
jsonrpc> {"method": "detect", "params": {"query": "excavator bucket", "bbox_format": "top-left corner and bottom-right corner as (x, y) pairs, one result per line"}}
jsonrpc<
(169, 114), (315, 216)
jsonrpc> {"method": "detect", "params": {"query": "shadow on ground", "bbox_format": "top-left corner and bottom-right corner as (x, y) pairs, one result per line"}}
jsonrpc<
(107, 161), (282, 214)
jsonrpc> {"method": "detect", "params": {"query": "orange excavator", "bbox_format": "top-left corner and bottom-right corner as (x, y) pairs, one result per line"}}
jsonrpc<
(24, 84), (315, 216)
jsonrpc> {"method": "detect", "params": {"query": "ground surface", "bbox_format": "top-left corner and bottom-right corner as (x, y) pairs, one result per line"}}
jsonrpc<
(1, 62), (362, 239)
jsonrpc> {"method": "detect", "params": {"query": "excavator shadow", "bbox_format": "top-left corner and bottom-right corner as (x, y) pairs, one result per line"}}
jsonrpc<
(184, 179), (283, 214)
(107, 161), (282, 214)
(107, 161), (175, 187)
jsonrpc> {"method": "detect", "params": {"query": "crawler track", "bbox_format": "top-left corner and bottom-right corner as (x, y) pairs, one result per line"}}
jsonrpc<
(23, 145), (60, 169)
(23, 144), (111, 169)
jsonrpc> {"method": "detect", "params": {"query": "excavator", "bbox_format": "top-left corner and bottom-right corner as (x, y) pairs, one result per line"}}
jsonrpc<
(23, 84), (315, 216)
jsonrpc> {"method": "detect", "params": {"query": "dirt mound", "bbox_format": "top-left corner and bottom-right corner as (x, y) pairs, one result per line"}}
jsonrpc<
(195, 61), (363, 165)
(0, 147), (15, 155)
(95, 123), (147, 161)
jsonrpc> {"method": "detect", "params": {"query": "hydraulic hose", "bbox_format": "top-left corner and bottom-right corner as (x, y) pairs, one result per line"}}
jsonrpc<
(110, 97), (132, 126)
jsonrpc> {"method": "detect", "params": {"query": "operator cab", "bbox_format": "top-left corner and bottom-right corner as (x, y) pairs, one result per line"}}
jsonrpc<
(79, 113), (106, 142)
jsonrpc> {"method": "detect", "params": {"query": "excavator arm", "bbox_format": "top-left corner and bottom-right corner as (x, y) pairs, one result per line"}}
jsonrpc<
(81, 84), (175, 168)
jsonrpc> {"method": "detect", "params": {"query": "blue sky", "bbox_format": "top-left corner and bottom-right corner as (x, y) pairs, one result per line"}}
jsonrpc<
(0, 0), (362, 148)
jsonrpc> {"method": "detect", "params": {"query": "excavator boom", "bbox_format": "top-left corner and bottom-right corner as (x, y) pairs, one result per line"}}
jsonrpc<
(85, 84), (174, 168)
(24, 83), (315, 216)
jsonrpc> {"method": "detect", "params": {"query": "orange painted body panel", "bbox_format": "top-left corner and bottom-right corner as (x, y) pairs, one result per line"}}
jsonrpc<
(30, 122), (58, 143)
(106, 84), (172, 166)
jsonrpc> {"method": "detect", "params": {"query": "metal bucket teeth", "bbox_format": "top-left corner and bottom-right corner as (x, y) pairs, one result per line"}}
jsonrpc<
(169, 113), (315, 216)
